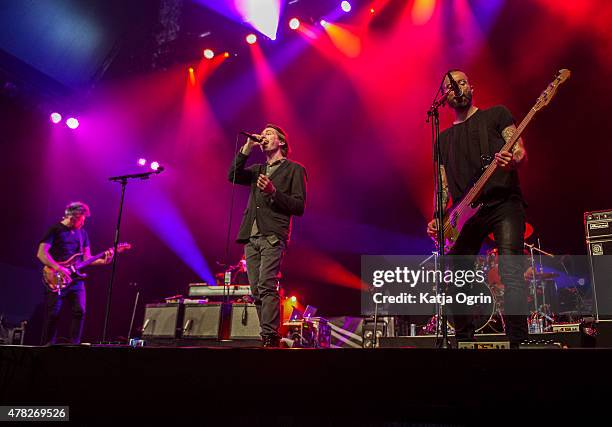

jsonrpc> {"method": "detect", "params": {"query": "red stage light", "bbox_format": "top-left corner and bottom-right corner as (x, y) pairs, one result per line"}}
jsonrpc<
(50, 112), (62, 124)
(341, 1), (352, 13)
(246, 33), (257, 44)
(290, 296), (297, 303)
(224, 51), (230, 58)
(320, 19), (329, 28)
(370, 8), (375, 14)
(289, 18), (300, 30)
(203, 49), (214, 59)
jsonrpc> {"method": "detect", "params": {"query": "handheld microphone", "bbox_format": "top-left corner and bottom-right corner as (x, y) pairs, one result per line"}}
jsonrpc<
(240, 131), (263, 143)
(446, 72), (463, 97)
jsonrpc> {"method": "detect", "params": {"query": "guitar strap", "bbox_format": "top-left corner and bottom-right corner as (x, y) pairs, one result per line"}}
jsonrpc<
(478, 113), (490, 169)
(78, 229), (84, 261)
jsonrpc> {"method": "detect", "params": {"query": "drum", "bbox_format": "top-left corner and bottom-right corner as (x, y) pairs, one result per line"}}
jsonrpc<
(425, 280), (502, 335)
(423, 254), (506, 335)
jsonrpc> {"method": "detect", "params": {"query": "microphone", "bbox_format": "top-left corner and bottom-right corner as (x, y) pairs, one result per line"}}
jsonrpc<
(240, 131), (263, 143)
(446, 72), (463, 97)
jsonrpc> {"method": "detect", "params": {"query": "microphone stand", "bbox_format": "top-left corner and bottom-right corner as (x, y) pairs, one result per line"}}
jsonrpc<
(427, 79), (451, 349)
(101, 168), (164, 344)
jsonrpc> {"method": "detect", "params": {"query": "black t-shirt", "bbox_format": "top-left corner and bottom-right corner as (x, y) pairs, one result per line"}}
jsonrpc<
(40, 223), (90, 262)
(439, 105), (522, 206)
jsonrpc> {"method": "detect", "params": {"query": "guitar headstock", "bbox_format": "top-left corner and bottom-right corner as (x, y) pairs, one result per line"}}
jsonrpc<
(533, 69), (571, 112)
(115, 242), (132, 253)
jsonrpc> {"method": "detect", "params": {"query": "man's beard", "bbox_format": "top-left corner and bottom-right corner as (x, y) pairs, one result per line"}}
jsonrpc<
(449, 91), (473, 111)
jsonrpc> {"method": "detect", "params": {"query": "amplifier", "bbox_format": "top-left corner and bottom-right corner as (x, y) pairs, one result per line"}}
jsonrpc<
(587, 238), (612, 320)
(142, 303), (184, 338)
(585, 209), (612, 240)
(228, 303), (260, 339)
(182, 303), (224, 339)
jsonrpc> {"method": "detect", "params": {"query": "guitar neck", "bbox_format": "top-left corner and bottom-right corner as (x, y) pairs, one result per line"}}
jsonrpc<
(455, 107), (536, 210)
(73, 251), (106, 270)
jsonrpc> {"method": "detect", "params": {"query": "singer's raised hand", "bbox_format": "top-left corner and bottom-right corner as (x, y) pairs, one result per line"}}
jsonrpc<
(241, 135), (262, 155)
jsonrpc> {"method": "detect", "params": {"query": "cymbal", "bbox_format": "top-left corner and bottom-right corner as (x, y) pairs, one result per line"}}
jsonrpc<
(488, 222), (533, 242)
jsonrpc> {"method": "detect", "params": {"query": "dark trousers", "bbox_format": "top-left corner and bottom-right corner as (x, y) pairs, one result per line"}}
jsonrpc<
(42, 283), (86, 345)
(448, 196), (528, 344)
(245, 236), (286, 338)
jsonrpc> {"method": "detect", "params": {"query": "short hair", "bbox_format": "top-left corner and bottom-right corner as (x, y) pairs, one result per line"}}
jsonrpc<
(65, 201), (91, 218)
(265, 123), (290, 157)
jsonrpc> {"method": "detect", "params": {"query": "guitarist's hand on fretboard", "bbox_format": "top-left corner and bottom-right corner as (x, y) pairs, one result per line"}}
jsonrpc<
(494, 150), (516, 171)
(102, 249), (114, 264)
(427, 218), (440, 239)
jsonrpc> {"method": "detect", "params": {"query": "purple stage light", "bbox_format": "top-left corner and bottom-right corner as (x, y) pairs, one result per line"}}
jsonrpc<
(289, 18), (300, 30)
(50, 112), (62, 124)
(341, 1), (352, 13)
(138, 158), (147, 166)
(66, 117), (79, 129)
(150, 161), (160, 171)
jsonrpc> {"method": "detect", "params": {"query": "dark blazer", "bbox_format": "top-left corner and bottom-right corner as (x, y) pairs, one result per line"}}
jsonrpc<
(228, 152), (307, 243)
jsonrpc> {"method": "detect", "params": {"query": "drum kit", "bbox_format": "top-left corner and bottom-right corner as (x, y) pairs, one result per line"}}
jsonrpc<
(477, 222), (560, 334)
(424, 222), (560, 335)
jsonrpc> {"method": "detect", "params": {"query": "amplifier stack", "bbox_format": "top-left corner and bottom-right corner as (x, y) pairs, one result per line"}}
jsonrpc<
(585, 209), (612, 321)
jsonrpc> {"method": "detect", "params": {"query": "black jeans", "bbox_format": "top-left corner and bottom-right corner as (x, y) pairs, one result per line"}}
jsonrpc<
(43, 282), (86, 345)
(448, 196), (528, 344)
(245, 236), (286, 338)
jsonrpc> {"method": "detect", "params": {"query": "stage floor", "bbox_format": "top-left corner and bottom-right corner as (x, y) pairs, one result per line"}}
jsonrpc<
(1, 343), (610, 424)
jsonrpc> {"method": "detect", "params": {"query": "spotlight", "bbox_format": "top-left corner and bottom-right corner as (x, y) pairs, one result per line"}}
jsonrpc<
(138, 158), (147, 166)
(203, 49), (214, 59)
(289, 17), (300, 30)
(66, 117), (79, 129)
(246, 33), (257, 44)
(341, 1), (352, 12)
(188, 67), (194, 74)
(290, 296), (297, 303)
(370, 8), (375, 14)
(50, 112), (62, 124)
(320, 19), (329, 28)
(223, 51), (230, 58)
(150, 161), (160, 171)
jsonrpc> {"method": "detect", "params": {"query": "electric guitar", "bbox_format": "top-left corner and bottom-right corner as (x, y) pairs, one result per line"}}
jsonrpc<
(440, 69), (571, 252)
(42, 243), (132, 293)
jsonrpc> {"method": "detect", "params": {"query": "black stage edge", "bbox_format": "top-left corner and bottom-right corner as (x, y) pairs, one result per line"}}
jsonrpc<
(1, 344), (611, 424)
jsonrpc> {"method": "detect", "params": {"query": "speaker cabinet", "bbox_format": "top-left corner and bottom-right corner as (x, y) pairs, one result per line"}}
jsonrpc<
(182, 304), (223, 339)
(142, 303), (183, 338)
(587, 238), (612, 320)
(228, 303), (260, 339)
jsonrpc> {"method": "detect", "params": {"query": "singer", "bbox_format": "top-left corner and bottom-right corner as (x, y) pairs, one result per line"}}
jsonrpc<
(426, 69), (528, 348)
(228, 124), (307, 347)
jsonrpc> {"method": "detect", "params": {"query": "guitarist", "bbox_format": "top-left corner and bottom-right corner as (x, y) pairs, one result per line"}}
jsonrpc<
(37, 202), (113, 345)
(426, 70), (528, 348)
